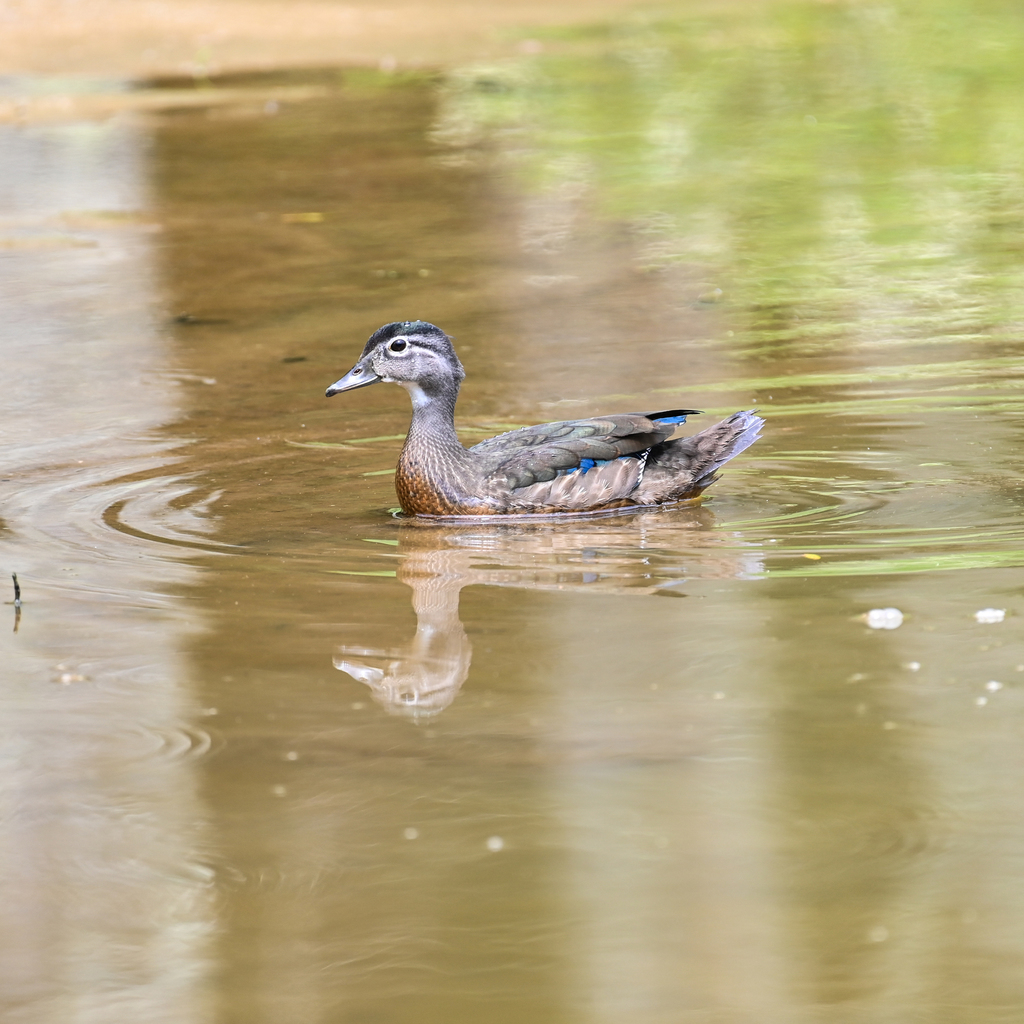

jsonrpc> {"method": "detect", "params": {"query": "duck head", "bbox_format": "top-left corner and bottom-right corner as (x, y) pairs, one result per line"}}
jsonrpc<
(326, 321), (465, 406)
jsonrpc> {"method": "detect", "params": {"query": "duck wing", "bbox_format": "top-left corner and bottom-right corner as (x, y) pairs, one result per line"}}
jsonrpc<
(471, 409), (700, 498)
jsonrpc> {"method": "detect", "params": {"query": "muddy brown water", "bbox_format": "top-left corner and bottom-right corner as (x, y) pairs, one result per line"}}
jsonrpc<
(4, 4), (1024, 1020)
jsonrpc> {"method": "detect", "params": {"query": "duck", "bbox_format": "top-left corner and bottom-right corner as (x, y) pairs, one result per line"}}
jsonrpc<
(325, 321), (763, 517)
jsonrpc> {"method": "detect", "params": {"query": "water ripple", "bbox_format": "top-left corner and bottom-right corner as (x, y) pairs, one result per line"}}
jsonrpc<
(126, 722), (223, 763)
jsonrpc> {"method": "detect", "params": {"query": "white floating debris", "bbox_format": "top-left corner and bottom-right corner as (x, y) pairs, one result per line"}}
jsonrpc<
(271, 785), (287, 797)
(976, 697), (988, 706)
(867, 608), (903, 630)
(906, 662), (921, 672)
(285, 751), (298, 761)
(868, 926), (889, 943)
(403, 827), (419, 840)
(986, 681), (1003, 692)
(485, 836), (505, 852)
(975, 608), (1006, 623)
(713, 692), (726, 700)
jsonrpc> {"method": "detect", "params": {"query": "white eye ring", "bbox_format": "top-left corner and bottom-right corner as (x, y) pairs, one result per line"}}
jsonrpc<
(388, 338), (409, 354)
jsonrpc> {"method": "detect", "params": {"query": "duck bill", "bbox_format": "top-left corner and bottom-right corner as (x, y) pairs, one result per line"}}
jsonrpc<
(325, 364), (382, 397)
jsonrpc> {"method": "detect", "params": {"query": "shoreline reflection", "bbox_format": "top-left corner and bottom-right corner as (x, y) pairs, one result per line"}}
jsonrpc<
(334, 506), (764, 718)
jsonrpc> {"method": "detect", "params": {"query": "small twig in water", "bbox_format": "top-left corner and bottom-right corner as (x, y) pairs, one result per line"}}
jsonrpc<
(11, 574), (21, 634)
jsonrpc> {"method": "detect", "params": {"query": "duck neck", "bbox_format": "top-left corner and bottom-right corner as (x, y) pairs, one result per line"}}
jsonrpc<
(402, 381), (467, 460)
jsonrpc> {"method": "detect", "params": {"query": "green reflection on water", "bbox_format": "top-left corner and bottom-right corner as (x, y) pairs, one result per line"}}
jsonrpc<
(768, 548), (1024, 576)
(439, 0), (1024, 355)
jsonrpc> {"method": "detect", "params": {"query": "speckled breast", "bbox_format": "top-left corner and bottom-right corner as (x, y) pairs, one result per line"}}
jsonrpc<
(395, 456), (495, 516)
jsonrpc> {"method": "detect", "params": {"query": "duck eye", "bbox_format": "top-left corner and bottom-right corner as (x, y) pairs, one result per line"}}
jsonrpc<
(388, 339), (408, 353)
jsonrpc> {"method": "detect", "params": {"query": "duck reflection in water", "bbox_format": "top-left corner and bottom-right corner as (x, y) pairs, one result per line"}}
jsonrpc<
(334, 507), (763, 718)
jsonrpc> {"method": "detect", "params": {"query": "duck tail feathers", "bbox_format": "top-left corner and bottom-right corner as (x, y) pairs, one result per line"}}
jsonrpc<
(633, 410), (763, 504)
(703, 409), (762, 470)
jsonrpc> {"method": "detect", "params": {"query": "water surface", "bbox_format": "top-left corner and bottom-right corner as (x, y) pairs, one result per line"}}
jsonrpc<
(4, 4), (1024, 1021)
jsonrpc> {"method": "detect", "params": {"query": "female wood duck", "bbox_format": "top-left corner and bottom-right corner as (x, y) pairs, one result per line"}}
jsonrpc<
(326, 321), (763, 516)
